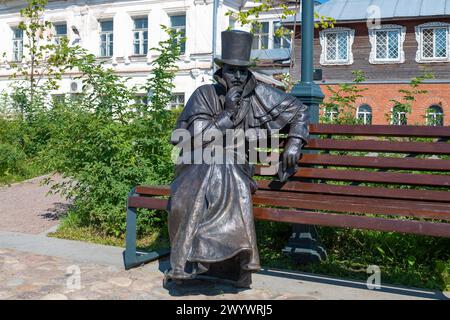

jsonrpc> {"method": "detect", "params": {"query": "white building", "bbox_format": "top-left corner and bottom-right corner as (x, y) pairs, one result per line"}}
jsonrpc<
(0, 0), (293, 105)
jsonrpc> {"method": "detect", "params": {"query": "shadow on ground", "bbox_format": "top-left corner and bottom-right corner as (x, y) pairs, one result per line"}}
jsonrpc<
(39, 202), (71, 221)
(258, 268), (449, 300)
(156, 258), (251, 297)
(144, 256), (449, 299)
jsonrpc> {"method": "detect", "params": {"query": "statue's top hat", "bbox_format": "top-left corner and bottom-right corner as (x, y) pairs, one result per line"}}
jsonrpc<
(214, 30), (255, 67)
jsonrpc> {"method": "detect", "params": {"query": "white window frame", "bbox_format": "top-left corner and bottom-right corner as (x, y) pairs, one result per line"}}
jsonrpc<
(252, 21), (270, 50)
(54, 22), (67, 45)
(320, 27), (354, 66)
(415, 22), (450, 63)
(357, 104), (373, 125)
(426, 105), (444, 126)
(391, 107), (408, 126)
(132, 17), (148, 56)
(99, 20), (114, 57)
(169, 93), (185, 109)
(369, 24), (405, 64)
(324, 106), (339, 123)
(12, 26), (23, 62)
(273, 21), (291, 49)
(169, 14), (186, 55)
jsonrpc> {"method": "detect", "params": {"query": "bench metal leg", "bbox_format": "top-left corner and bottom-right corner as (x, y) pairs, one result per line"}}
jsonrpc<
(123, 188), (170, 270)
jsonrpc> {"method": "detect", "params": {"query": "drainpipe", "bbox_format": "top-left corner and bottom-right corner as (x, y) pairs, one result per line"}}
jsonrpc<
(212, 0), (219, 74)
(284, 0), (327, 264)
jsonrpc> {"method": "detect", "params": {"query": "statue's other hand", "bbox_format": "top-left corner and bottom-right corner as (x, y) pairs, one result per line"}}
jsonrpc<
(281, 137), (303, 178)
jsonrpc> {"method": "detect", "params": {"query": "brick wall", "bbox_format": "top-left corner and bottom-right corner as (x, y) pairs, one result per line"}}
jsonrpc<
(320, 83), (450, 125)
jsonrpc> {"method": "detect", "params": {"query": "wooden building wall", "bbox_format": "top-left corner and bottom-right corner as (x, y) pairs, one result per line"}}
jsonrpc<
(291, 17), (450, 83)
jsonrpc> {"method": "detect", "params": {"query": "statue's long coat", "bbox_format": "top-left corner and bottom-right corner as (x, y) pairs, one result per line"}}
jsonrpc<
(167, 69), (309, 280)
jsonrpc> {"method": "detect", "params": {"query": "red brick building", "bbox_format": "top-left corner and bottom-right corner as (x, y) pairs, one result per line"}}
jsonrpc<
(287, 0), (450, 125)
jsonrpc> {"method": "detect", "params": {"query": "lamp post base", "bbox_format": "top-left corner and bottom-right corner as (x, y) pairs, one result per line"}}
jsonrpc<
(282, 224), (327, 264)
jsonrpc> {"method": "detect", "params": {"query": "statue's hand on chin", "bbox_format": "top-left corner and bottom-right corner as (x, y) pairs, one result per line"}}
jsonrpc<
(224, 86), (243, 118)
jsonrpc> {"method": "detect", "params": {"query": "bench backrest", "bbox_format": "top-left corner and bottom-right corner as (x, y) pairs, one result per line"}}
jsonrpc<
(252, 124), (450, 237)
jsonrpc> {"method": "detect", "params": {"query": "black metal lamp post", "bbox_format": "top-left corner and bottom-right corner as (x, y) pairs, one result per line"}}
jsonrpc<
(284, 0), (327, 264)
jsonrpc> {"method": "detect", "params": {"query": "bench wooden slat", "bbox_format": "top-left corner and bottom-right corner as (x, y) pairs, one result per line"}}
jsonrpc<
(136, 183), (450, 203)
(252, 190), (450, 220)
(256, 180), (450, 202)
(289, 167), (450, 187)
(135, 185), (170, 196)
(309, 124), (450, 138)
(298, 154), (450, 171)
(305, 139), (450, 154)
(128, 197), (168, 210)
(253, 207), (450, 238)
(127, 196), (450, 238)
(130, 187), (450, 220)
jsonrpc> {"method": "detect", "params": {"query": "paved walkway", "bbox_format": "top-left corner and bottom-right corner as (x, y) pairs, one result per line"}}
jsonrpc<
(0, 176), (448, 300)
(0, 231), (448, 300)
(0, 174), (70, 234)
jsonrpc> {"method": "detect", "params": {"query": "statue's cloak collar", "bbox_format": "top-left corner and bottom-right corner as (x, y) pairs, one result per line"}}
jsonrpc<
(174, 68), (300, 134)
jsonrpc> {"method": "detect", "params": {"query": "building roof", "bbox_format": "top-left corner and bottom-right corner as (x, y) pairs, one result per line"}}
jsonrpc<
(285, 0), (450, 23)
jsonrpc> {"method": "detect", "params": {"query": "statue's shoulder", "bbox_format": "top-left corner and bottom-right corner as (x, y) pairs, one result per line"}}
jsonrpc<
(193, 84), (223, 96)
(253, 83), (294, 107)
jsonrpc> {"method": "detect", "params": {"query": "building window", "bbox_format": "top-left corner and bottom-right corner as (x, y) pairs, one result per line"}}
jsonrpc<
(52, 94), (66, 105)
(357, 104), (372, 125)
(273, 21), (291, 49)
(133, 17), (148, 55)
(369, 25), (405, 64)
(12, 27), (23, 62)
(54, 23), (67, 45)
(416, 22), (450, 63)
(252, 22), (269, 50)
(391, 106), (408, 125)
(320, 27), (354, 65)
(169, 93), (185, 109)
(170, 15), (186, 54)
(323, 106), (339, 123)
(100, 21), (113, 57)
(426, 105), (444, 126)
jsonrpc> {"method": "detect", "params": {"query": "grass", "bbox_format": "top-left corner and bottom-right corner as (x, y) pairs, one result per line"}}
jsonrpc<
(48, 224), (170, 252)
(0, 160), (45, 186)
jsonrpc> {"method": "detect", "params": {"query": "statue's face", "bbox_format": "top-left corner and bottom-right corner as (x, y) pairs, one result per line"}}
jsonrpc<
(222, 64), (249, 89)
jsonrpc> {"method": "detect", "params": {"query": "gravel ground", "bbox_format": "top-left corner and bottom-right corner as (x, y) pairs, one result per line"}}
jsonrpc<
(0, 174), (70, 234)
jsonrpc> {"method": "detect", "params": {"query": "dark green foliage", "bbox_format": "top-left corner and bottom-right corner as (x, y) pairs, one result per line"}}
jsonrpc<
(40, 28), (184, 237)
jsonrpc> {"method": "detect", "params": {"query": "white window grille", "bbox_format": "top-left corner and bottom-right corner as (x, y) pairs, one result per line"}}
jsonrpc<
(252, 22), (269, 50)
(133, 18), (148, 55)
(426, 105), (444, 126)
(273, 21), (291, 49)
(369, 25), (405, 64)
(12, 27), (23, 62)
(170, 15), (186, 54)
(415, 22), (450, 63)
(324, 106), (339, 123)
(100, 21), (113, 57)
(391, 107), (408, 125)
(357, 104), (372, 125)
(320, 28), (354, 65)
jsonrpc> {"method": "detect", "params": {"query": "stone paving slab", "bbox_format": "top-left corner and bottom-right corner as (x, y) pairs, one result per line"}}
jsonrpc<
(0, 174), (70, 234)
(0, 232), (448, 300)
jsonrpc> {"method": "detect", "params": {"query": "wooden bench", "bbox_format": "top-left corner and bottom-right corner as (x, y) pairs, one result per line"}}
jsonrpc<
(123, 124), (450, 270)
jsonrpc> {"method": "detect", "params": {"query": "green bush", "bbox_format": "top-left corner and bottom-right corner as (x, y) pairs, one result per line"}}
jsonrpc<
(0, 143), (27, 177)
(39, 26), (183, 237)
